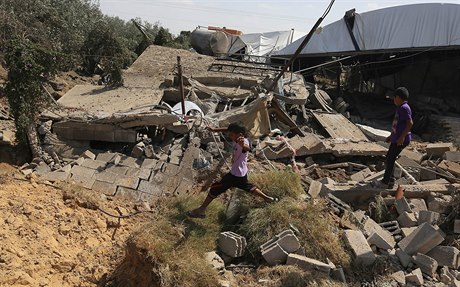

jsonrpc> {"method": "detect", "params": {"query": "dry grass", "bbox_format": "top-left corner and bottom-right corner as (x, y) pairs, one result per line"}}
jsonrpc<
(128, 194), (225, 287)
(250, 170), (304, 200)
(234, 266), (348, 287)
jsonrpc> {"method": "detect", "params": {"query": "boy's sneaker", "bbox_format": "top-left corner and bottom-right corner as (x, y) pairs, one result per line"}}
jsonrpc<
(370, 180), (389, 189)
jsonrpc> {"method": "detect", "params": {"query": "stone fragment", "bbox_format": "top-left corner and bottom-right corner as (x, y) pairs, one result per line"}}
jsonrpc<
(81, 150), (96, 160)
(417, 210), (440, 225)
(144, 145), (156, 159)
(367, 232), (394, 250)
(426, 246), (459, 268)
(286, 254), (332, 273)
(131, 142), (145, 158)
(395, 197), (412, 215)
(307, 180), (323, 198)
(398, 223), (445, 255)
(396, 248), (412, 268)
(350, 168), (373, 182)
(412, 253), (438, 277)
(426, 143), (453, 157)
(397, 211), (417, 228)
(405, 268), (424, 286)
(390, 271), (406, 286)
(343, 230), (376, 266)
(205, 251), (225, 271)
(218, 232), (246, 258)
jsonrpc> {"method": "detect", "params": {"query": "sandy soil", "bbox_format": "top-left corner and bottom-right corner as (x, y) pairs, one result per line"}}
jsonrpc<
(0, 164), (152, 287)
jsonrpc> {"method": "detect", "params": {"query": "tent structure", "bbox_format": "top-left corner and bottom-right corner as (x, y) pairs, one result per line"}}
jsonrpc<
(228, 30), (303, 60)
(275, 3), (460, 57)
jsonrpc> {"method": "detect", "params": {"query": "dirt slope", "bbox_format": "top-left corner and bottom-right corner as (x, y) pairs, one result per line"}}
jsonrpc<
(0, 165), (152, 287)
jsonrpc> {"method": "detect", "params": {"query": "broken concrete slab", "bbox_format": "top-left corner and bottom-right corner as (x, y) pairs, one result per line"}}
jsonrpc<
(218, 232), (246, 258)
(350, 168), (373, 182)
(286, 254), (332, 273)
(438, 160), (460, 177)
(40, 171), (70, 182)
(405, 268), (424, 286)
(445, 151), (460, 163)
(91, 180), (117, 196)
(398, 223), (445, 255)
(262, 243), (289, 266)
(426, 143), (453, 157)
(343, 230), (376, 266)
(396, 248), (412, 268)
(397, 211), (417, 228)
(412, 253), (438, 277)
(81, 150), (96, 160)
(367, 232), (394, 250)
(395, 197), (412, 215)
(307, 180), (323, 198)
(417, 210), (440, 225)
(401, 149), (424, 163)
(311, 111), (368, 142)
(426, 246), (459, 268)
(356, 124), (390, 142)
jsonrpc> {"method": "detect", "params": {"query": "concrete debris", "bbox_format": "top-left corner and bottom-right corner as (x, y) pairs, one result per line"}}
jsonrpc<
(426, 246), (459, 269)
(426, 143), (453, 157)
(412, 253), (438, 277)
(417, 210), (440, 225)
(218, 232), (246, 258)
(261, 230), (301, 265)
(397, 211), (418, 228)
(343, 230), (376, 266)
(81, 150), (96, 160)
(286, 254), (333, 274)
(390, 270), (406, 286)
(398, 223), (445, 256)
(395, 197), (412, 215)
(406, 268), (424, 286)
(205, 251), (225, 271)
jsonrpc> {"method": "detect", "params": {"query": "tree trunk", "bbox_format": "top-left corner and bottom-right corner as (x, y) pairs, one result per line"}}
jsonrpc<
(27, 122), (42, 159)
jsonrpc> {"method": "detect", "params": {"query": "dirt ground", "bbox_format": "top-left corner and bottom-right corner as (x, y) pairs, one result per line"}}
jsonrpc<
(0, 164), (152, 287)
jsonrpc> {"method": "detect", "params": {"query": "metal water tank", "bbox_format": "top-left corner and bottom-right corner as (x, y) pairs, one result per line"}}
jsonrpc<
(190, 29), (230, 56)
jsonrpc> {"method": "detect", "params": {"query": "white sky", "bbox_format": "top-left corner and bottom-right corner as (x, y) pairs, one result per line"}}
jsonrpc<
(99, 0), (460, 35)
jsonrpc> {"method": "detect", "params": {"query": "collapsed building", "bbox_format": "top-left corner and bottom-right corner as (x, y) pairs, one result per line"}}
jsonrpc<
(16, 4), (460, 285)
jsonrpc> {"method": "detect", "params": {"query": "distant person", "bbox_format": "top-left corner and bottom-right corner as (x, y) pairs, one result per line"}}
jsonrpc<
(187, 122), (277, 219)
(373, 87), (413, 188)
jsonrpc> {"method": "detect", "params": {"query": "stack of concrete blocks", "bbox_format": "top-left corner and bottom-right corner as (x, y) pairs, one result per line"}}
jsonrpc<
(39, 141), (200, 201)
(261, 230), (301, 266)
(218, 232), (246, 258)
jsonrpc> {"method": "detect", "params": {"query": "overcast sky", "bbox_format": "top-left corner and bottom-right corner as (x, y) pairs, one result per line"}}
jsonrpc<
(99, 0), (460, 35)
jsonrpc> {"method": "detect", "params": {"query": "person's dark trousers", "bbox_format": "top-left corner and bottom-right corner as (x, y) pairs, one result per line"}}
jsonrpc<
(382, 143), (408, 185)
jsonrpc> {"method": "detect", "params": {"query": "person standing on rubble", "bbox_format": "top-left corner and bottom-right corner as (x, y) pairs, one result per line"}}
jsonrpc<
(374, 87), (413, 188)
(187, 122), (278, 219)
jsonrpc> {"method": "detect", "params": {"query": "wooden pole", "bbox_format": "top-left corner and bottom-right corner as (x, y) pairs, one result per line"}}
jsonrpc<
(177, 56), (186, 116)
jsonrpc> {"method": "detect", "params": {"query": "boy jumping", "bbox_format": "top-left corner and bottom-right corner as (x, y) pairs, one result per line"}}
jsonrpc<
(374, 87), (413, 188)
(188, 122), (277, 219)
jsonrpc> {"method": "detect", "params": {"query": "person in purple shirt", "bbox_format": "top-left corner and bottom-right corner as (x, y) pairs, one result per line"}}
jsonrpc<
(374, 87), (413, 188)
(188, 122), (277, 219)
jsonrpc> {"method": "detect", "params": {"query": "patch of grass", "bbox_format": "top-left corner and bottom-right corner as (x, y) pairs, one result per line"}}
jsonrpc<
(237, 198), (351, 267)
(129, 194), (225, 287)
(250, 170), (303, 200)
(369, 195), (393, 223)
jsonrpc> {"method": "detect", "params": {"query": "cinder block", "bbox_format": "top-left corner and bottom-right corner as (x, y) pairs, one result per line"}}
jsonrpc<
(426, 143), (453, 157)
(396, 248), (412, 268)
(118, 156), (142, 168)
(412, 253), (438, 277)
(398, 223), (445, 255)
(92, 180), (117, 196)
(343, 230), (376, 266)
(277, 233), (301, 253)
(395, 197), (412, 215)
(137, 180), (162, 196)
(426, 246), (459, 268)
(81, 159), (107, 170)
(417, 210), (440, 225)
(286, 254), (332, 273)
(95, 152), (117, 163)
(397, 211), (417, 228)
(40, 171), (70, 182)
(116, 176), (140, 190)
(95, 171), (118, 184)
(81, 150), (96, 160)
(141, 159), (157, 169)
(115, 186), (139, 201)
(105, 165), (129, 175)
(405, 268), (424, 286)
(262, 243), (288, 266)
(219, 232), (246, 258)
(367, 232), (394, 250)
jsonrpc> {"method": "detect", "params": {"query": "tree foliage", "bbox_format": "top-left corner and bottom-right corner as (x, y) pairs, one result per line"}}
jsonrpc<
(4, 37), (57, 146)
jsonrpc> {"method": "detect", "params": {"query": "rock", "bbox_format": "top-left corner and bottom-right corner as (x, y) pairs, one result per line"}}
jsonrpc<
(396, 248), (412, 268)
(81, 150), (96, 160)
(397, 211), (417, 228)
(395, 197), (412, 215)
(367, 231), (394, 250)
(412, 253), (438, 277)
(417, 210), (440, 225)
(218, 232), (246, 258)
(390, 271), (406, 286)
(426, 246), (459, 268)
(343, 230), (376, 266)
(405, 268), (424, 286)
(397, 223), (445, 256)
(286, 254), (332, 274)
(426, 143), (453, 157)
(205, 251), (225, 271)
